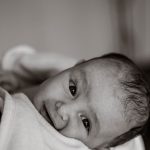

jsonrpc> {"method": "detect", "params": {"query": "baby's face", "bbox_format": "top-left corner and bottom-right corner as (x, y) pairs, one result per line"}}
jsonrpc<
(33, 59), (131, 149)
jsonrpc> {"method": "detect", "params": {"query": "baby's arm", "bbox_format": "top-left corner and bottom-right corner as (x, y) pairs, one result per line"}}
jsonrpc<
(0, 45), (78, 93)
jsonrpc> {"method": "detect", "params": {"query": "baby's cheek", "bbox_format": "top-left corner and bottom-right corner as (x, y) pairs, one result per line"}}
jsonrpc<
(33, 95), (45, 111)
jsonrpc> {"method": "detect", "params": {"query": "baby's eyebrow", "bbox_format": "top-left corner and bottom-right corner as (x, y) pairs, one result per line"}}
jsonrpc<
(71, 68), (88, 93)
(78, 69), (88, 91)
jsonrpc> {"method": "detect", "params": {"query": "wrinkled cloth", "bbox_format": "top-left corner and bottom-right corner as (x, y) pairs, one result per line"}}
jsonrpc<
(0, 88), (90, 150)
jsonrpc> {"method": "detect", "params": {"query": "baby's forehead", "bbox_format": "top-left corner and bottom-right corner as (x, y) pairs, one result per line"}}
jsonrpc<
(74, 58), (126, 79)
(71, 58), (126, 99)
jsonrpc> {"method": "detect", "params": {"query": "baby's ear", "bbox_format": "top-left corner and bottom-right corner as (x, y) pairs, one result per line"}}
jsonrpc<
(74, 59), (85, 66)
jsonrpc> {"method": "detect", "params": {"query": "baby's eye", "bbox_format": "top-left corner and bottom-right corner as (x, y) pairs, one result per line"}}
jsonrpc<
(69, 80), (77, 97)
(80, 115), (91, 133)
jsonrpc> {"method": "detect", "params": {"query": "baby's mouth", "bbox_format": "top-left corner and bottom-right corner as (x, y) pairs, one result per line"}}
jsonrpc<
(41, 104), (55, 129)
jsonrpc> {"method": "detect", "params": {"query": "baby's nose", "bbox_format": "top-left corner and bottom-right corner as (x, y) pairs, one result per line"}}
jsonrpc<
(55, 101), (69, 129)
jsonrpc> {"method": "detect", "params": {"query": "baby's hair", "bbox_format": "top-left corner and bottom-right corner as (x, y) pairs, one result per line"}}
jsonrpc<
(97, 53), (150, 147)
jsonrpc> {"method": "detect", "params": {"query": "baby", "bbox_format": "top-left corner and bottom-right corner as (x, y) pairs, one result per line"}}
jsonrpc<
(0, 51), (150, 150)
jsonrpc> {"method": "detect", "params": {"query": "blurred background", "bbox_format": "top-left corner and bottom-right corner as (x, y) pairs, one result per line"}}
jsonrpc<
(0, 0), (149, 63)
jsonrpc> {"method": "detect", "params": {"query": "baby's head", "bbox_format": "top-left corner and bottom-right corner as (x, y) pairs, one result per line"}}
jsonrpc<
(33, 53), (150, 149)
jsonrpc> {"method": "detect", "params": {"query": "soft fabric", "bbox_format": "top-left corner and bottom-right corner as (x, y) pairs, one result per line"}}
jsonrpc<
(0, 88), (90, 150)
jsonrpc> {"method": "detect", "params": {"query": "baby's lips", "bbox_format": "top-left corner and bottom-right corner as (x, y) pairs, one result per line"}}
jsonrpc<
(44, 101), (69, 130)
(51, 112), (69, 131)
